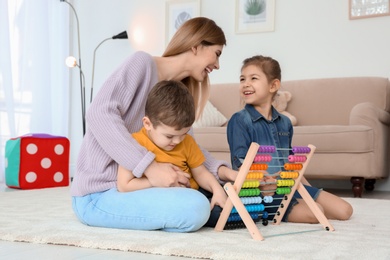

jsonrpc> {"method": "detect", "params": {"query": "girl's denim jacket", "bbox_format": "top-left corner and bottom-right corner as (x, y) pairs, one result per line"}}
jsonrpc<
(227, 104), (293, 173)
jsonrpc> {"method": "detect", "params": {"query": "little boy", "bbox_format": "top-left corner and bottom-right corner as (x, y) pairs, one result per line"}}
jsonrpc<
(117, 80), (227, 215)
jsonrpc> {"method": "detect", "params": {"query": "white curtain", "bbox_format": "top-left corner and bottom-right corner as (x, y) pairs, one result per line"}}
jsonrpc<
(0, 0), (70, 182)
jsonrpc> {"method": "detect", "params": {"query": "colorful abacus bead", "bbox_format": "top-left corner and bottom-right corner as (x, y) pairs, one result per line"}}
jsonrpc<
(246, 204), (265, 212)
(225, 222), (246, 230)
(231, 204), (265, 214)
(242, 180), (260, 188)
(253, 154), (272, 162)
(276, 187), (291, 195)
(292, 146), (311, 154)
(241, 196), (263, 205)
(262, 196), (273, 203)
(228, 212), (261, 222)
(246, 172), (264, 179)
(276, 179), (295, 187)
(228, 213), (243, 222)
(287, 155), (307, 162)
(226, 212), (262, 228)
(258, 145), (276, 153)
(284, 163), (303, 170)
(239, 188), (261, 197)
(280, 171), (299, 179)
(250, 164), (268, 170)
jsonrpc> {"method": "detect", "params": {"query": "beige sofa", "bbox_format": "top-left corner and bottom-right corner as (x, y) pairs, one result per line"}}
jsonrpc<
(193, 77), (390, 197)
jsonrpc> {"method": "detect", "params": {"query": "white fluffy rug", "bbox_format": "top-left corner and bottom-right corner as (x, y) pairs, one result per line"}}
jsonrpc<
(0, 187), (389, 259)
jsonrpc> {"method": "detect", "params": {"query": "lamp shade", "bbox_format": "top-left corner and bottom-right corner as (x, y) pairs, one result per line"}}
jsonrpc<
(112, 31), (128, 39)
(65, 56), (77, 68)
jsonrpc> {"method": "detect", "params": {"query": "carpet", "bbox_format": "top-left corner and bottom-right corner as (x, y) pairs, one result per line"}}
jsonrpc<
(0, 187), (389, 260)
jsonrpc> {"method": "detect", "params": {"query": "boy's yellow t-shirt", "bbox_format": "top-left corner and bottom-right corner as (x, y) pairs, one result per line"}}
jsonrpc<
(132, 127), (205, 189)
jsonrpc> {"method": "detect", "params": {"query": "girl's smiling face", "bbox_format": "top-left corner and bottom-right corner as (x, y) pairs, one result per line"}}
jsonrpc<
(239, 64), (274, 106)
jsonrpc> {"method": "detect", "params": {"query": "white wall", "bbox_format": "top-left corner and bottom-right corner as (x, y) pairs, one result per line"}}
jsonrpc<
(68, 0), (390, 191)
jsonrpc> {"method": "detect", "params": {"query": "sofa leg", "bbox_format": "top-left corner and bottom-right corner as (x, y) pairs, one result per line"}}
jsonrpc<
(350, 177), (364, 198)
(364, 179), (376, 191)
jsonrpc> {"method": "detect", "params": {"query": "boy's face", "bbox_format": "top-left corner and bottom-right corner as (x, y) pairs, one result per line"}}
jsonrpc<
(143, 117), (190, 151)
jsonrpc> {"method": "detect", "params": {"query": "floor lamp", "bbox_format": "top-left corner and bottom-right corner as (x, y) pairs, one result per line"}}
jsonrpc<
(61, 0), (85, 136)
(90, 31), (128, 103)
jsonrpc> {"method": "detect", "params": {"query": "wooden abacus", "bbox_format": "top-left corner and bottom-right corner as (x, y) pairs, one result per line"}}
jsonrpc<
(215, 142), (335, 240)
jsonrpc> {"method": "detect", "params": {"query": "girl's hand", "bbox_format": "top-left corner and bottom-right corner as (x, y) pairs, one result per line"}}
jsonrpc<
(260, 175), (277, 196)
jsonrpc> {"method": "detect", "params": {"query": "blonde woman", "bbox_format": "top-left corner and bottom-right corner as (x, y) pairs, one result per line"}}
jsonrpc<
(71, 17), (237, 232)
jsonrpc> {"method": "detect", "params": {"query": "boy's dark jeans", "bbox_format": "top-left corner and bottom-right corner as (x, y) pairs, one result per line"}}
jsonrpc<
(198, 187), (223, 227)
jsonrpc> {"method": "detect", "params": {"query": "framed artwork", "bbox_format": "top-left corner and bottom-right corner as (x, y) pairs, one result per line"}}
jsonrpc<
(235, 0), (275, 34)
(349, 0), (390, 19)
(166, 0), (201, 44)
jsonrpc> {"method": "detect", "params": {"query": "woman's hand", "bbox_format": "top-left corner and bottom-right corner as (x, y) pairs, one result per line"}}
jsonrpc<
(144, 161), (190, 188)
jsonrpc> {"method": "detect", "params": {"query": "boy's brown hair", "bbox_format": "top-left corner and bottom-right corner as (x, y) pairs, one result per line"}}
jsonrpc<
(145, 80), (195, 130)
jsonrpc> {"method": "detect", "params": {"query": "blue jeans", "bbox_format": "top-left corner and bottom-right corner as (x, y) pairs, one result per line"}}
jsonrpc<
(265, 184), (322, 222)
(72, 187), (210, 232)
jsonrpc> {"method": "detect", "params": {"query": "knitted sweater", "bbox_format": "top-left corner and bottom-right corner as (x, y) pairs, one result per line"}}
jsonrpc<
(70, 51), (228, 196)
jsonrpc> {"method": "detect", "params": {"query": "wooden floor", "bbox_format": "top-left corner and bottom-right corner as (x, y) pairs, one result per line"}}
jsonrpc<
(1, 183), (389, 259)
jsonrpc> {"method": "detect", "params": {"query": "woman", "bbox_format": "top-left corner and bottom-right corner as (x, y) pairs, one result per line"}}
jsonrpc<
(71, 17), (237, 232)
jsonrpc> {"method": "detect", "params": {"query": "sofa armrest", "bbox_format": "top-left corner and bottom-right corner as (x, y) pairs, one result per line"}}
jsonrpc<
(349, 102), (390, 179)
(349, 102), (390, 126)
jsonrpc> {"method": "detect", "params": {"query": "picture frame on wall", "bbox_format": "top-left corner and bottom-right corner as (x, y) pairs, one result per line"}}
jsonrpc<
(166, 0), (200, 45)
(235, 0), (275, 34)
(349, 0), (390, 20)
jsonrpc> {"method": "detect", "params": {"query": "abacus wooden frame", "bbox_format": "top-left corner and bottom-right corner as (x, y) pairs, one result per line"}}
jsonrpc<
(214, 142), (335, 241)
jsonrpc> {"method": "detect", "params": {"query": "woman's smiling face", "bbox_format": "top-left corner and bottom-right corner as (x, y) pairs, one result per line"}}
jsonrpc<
(191, 44), (223, 82)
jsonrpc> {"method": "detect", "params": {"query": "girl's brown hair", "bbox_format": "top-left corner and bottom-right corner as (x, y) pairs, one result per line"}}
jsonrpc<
(241, 55), (281, 83)
(163, 17), (226, 119)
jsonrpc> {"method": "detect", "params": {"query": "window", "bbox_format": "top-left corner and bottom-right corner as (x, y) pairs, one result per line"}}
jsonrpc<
(0, 0), (70, 182)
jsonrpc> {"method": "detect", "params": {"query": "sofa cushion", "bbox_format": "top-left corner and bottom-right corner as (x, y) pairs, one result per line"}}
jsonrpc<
(193, 127), (229, 152)
(292, 125), (374, 153)
(193, 101), (227, 128)
(282, 77), (390, 126)
(195, 125), (374, 155)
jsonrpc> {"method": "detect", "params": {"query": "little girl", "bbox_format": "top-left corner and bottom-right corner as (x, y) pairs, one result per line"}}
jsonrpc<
(227, 55), (353, 223)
